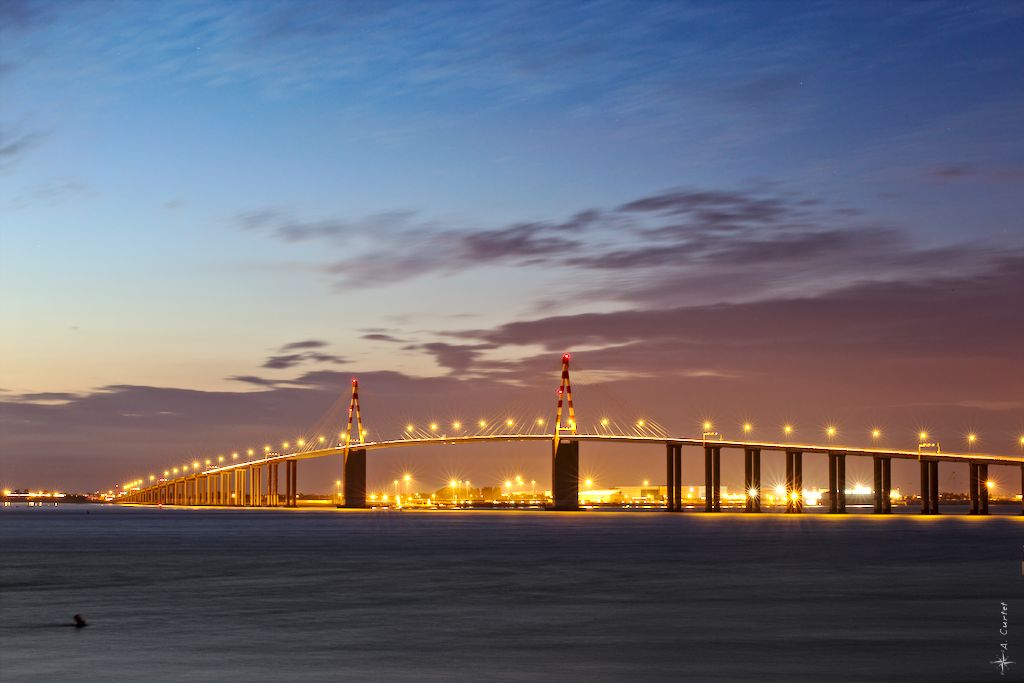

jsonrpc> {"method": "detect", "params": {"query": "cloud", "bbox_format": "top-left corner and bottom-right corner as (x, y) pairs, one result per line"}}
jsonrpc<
(926, 163), (1024, 183)
(239, 185), (1012, 309)
(262, 351), (346, 370)
(0, 127), (46, 168)
(279, 339), (328, 351)
(226, 375), (283, 387)
(362, 333), (405, 343)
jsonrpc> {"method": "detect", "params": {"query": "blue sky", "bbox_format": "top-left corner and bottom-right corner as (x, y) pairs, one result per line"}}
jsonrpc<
(1, 0), (1022, 490)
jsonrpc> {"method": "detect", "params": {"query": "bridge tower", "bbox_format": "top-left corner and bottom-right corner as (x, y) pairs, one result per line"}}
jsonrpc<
(340, 378), (367, 508)
(551, 353), (579, 510)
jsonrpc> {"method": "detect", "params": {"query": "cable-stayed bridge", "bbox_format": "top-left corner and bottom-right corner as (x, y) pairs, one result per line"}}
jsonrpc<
(118, 354), (1023, 515)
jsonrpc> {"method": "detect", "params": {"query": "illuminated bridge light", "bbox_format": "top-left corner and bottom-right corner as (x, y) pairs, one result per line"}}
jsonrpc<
(231, 452), (238, 459)
(247, 448), (254, 456)
(703, 421), (712, 431)
(406, 424), (414, 433)
(506, 418), (514, 427)
(282, 441), (290, 449)
(783, 424), (793, 436)
(536, 418), (544, 425)
(584, 478), (594, 489)
(600, 418), (609, 427)
(205, 459), (211, 466)
(264, 445), (271, 453)
(986, 480), (995, 489)
(918, 431), (928, 441)
(296, 439), (305, 447)
(636, 419), (646, 428)
(967, 433), (977, 444)
(478, 419), (486, 428)
(871, 428), (881, 439)
(826, 426), (836, 438)
(318, 435), (325, 444)
(217, 456), (224, 463)
(453, 421), (461, 430)
(430, 423), (438, 432)
(747, 487), (759, 498)
(743, 423), (752, 433)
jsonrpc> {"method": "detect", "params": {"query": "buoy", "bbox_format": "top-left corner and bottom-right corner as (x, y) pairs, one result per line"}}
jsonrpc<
(73, 614), (88, 628)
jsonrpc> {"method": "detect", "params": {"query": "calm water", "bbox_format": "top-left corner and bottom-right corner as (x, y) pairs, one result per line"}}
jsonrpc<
(1, 505), (1022, 682)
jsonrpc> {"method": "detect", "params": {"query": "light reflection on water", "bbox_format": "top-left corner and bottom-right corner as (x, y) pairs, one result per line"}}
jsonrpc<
(1, 504), (1021, 682)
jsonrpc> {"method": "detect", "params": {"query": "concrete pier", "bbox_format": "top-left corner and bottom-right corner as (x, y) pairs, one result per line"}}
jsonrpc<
(921, 460), (940, 514)
(872, 456), (891, 513)
(551, 440), (579, 510)
(343, 448), (367, 508)
(665, 443), (682, 511)
(703, 446), (721, 512)
(827, 452), (847, 513)
(744, 448), (761, 512)
(785, 450), (803, 513)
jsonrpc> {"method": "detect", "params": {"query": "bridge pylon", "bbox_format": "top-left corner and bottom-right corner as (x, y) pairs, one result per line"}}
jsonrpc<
(341, 378), (367, 508)
(551, 353), (579, 510)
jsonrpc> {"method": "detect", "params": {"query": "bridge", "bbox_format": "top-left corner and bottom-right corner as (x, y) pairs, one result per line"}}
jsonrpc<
(119, 354), (1024, 515)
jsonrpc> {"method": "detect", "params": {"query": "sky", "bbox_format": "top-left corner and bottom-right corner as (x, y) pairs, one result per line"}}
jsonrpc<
(1, 0), (1022, 494)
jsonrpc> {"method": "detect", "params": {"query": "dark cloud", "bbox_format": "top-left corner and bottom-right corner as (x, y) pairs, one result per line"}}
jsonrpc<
(262, 351), (346, 370)
(15, 391), (81, 403)
(279, 339), (328, 351)
(0, 127), (45, 167)
(238, 186), (873, 294)
(362, 333), (405, 343)
(226, 375), (282, 387)
(926, 164), (1024, 182)
(417, 342), (497, 374)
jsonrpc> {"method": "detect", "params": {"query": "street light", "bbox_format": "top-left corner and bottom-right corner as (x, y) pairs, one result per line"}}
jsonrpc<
(826, 426), (836, 439)
(871, 428), (881, 440)
(783, 424), (793, 437)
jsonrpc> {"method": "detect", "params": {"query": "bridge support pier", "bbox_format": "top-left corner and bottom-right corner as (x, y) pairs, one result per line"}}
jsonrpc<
(744, 448), (761, 512)
(285, 460), (297, 507)
(250, 466), (259, 507)
(551, 440), (579, 510)
(979, 464), (989, 515)
(872, 456), (891, 513)
(343, 448), (367, 508)
(703, 446), (721, 512)
(269, 463), (280, 506)
(828, 453), (847, 513)
(666, 444), (682, 511)
(920, 460), (940, 514)
(785, 450), (803, 513)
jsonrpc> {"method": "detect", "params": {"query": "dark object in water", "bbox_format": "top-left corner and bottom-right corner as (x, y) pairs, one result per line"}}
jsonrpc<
(73, 614), (88, 628)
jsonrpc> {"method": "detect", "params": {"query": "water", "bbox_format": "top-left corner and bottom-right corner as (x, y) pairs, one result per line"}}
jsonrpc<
(1, 505), (1022, 682)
